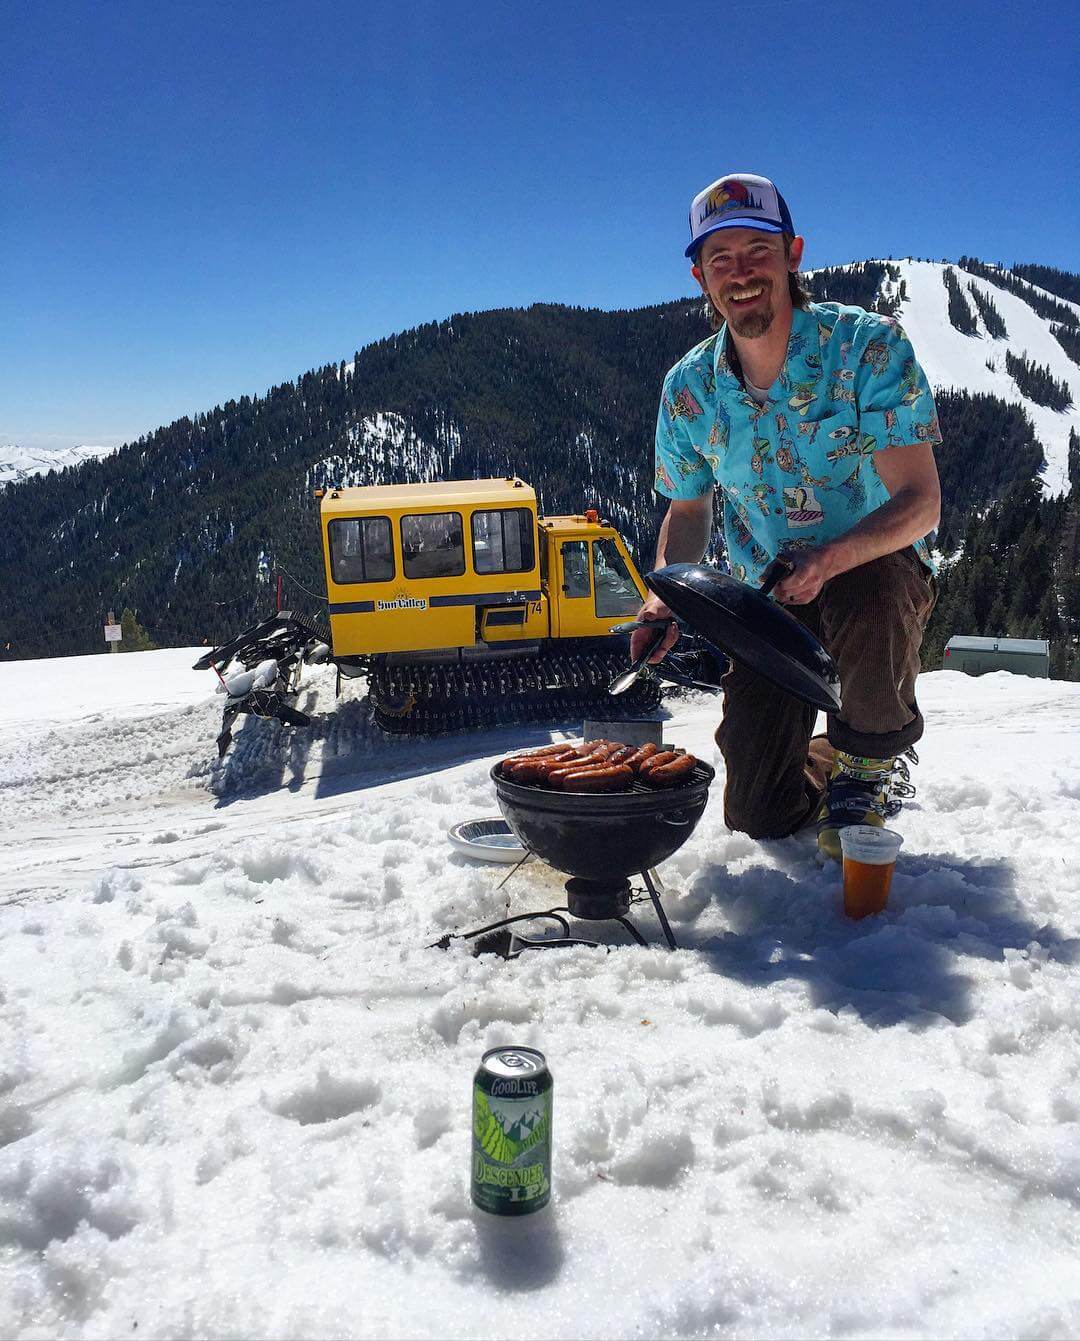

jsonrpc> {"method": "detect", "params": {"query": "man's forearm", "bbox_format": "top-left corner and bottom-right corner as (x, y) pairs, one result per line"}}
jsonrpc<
(633, 496), (713, 659)
(822, 484), (939, 579)
(655, 498), (713, 567)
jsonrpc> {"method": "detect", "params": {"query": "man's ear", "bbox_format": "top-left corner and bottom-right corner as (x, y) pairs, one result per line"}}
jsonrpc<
(787, 236), (805, 271)
(691, 264), (706, 292)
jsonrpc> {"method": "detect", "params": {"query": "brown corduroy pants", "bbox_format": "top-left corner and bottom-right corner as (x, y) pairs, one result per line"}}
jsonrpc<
(715, 548), (937, 839)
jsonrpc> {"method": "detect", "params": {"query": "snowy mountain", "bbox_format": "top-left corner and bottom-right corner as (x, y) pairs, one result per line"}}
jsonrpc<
(2, 257), (1078, 660)
(0, 442), (115, 488)
(889, 260), (1080, 494)
(3, 648), (1080, 1337)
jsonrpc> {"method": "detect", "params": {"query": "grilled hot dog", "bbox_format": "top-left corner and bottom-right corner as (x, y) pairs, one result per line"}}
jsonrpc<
(561, 765), (634, 792)
(641, 754), (697, 787)
(637, 749), (681, 777)
(624, 742), (661, 771)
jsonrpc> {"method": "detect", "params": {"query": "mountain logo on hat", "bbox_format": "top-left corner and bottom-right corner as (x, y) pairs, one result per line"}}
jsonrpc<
(702, 179), (761, 222)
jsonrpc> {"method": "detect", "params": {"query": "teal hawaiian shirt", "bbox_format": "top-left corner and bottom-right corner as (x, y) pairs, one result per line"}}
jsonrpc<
(654, 302), (941, 585)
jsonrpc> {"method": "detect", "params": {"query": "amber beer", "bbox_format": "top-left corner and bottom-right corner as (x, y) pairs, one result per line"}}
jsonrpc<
(839, 825), (903, 919)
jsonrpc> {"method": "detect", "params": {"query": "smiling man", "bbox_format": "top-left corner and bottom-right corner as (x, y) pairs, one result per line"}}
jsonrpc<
(634, 172), (942, 859)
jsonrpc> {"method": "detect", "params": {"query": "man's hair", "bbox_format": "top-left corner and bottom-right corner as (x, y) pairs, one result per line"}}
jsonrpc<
(699, 235), (812, 331)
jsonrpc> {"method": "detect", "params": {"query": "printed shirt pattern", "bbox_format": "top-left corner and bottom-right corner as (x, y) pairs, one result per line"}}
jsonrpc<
(654, 302), (941, 586)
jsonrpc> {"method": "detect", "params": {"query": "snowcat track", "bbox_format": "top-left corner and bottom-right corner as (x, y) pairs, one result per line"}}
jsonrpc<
(369, 651), (662, 735)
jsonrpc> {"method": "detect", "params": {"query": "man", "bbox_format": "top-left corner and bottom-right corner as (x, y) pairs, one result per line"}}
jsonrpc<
(633, 172), (941, 859)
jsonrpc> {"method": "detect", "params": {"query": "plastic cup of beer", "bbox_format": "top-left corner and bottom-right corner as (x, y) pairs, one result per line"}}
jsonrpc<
(839, 825), (903, 919)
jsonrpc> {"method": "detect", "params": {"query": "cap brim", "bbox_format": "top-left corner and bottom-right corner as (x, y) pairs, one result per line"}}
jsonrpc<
(685, 217), (784, 258)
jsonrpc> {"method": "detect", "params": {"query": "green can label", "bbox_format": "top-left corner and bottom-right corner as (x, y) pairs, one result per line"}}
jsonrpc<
(471, 1051), (552, 1215)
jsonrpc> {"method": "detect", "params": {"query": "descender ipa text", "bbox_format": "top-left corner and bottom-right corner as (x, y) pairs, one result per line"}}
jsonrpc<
(471, 1046), (552, 1215)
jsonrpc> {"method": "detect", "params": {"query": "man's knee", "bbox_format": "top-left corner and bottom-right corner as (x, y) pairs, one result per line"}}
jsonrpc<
(723, 780), (814, 840)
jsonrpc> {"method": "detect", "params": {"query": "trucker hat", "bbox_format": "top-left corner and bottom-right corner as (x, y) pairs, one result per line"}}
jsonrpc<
(685, 173), (795, 258)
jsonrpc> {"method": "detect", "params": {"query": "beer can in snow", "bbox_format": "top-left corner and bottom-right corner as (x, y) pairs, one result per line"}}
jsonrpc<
(471, 1046), (552, 1215)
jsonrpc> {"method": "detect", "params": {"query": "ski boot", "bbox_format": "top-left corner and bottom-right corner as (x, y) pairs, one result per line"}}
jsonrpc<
(817, 748), (917, 862)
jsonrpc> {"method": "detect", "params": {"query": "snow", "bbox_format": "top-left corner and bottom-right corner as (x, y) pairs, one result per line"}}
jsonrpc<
(0, 444), (115, 488)
(3, 649), (1080, 1338)
(894, 261), (1080, 496)
(306, 413), (463, 492)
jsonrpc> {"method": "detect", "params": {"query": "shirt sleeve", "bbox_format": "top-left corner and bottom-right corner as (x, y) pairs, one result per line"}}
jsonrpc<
(654, 374), (715, 499)
(853, 316), (942, 452)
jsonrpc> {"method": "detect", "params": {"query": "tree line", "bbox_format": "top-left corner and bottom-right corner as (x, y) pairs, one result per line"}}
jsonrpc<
(3, 268), (1078, 680)
(1004, 350), (1073, 410)
(958, 256), (1079, 329)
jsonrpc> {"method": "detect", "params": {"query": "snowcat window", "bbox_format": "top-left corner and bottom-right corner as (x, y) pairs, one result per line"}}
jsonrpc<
(401, 512), (465, 579)
(593, 538), (641, 616)
(561, 541), (590, 598)
(471, 508), (535, 575)
(328, 516), (394, 584)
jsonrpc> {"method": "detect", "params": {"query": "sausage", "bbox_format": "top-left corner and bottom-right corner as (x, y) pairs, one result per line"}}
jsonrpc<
(637, 750), (681, 777)
(505, 756), (577, 784)
(641, 754), (697, 787)
(625, 742), (661, 771)
(545, 760), (614, 788)
(501, 749), (576, 778)
(607, 745), (637, 766)
(561, 765), (634, 792)
(505, 743), (576, 761)
(580, 741), (620, 760)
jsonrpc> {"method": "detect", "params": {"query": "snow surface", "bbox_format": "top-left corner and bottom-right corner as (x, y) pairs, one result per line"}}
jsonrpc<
(892, 262), (1080, 496)
(3, 649), (1080, 1338)
(0, 444), (115, 488)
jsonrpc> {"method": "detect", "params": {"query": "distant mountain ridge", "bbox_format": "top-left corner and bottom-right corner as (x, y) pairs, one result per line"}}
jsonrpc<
(0, 443), (115, 488)
(1, 258), (1078, 674)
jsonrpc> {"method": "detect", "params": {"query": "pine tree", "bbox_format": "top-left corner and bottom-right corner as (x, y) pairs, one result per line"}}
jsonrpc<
(943, 268), (978, 335)
(119, 607), (156, 652)
(967, 284), (1007, 339)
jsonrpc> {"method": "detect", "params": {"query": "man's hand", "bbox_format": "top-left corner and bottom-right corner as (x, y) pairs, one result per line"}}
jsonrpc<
(772, 545), (838, 605)
(629, 493), (712, 661)
(769, 441), (941, 604)
(630, 596), (679, 663)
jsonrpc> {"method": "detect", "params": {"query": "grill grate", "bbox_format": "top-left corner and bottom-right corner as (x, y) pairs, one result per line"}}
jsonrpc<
(495, 760), (713, 796)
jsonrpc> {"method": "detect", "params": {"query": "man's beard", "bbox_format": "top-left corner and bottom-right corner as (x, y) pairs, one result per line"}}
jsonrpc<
(724, 282), (775, 338)
(728, 306), (774, 338)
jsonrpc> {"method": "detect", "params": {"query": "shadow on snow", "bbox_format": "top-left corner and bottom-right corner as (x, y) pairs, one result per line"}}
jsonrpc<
(670, 845), (1080, 1028)
(207, 690), (671, 808)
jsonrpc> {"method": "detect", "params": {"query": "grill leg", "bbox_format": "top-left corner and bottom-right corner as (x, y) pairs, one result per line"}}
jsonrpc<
(642, 869), (678, 951)
(615, 917), (649, 948)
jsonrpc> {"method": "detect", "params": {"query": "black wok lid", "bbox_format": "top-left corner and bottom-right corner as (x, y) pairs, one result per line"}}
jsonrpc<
(644, 562), (842, 712)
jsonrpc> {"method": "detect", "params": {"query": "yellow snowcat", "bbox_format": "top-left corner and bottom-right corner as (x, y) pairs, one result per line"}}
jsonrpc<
(195, 477), (670, 754)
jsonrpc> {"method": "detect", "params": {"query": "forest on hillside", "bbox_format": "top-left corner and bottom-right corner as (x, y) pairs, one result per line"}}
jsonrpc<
(3, 270), (1079, 679)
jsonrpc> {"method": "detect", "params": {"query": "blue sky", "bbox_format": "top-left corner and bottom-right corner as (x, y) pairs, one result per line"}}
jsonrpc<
(3, 0), (1077, 451)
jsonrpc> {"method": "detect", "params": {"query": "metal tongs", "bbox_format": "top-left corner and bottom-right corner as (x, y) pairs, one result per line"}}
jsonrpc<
(608, 620), (671, 694)
(608, 557), (795, 696)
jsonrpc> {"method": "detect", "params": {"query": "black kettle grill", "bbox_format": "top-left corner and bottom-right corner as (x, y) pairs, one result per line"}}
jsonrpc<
(435, 561), (840, 958)
(431, 758), (714, 957)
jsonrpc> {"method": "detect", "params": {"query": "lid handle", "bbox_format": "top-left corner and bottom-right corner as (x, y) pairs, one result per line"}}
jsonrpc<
(758, 557), (794, 598)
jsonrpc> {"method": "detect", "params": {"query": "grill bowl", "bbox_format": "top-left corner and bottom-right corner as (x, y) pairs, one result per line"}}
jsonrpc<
(491, 760), (716, 881)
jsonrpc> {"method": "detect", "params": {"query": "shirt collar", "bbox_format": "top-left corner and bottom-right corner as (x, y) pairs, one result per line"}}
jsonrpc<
(712, 303), (817, 401)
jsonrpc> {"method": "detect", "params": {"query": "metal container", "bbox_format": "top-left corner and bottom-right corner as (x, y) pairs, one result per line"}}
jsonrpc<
(492, 760), (715, 882)
(472, 1046), (553, 1216)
